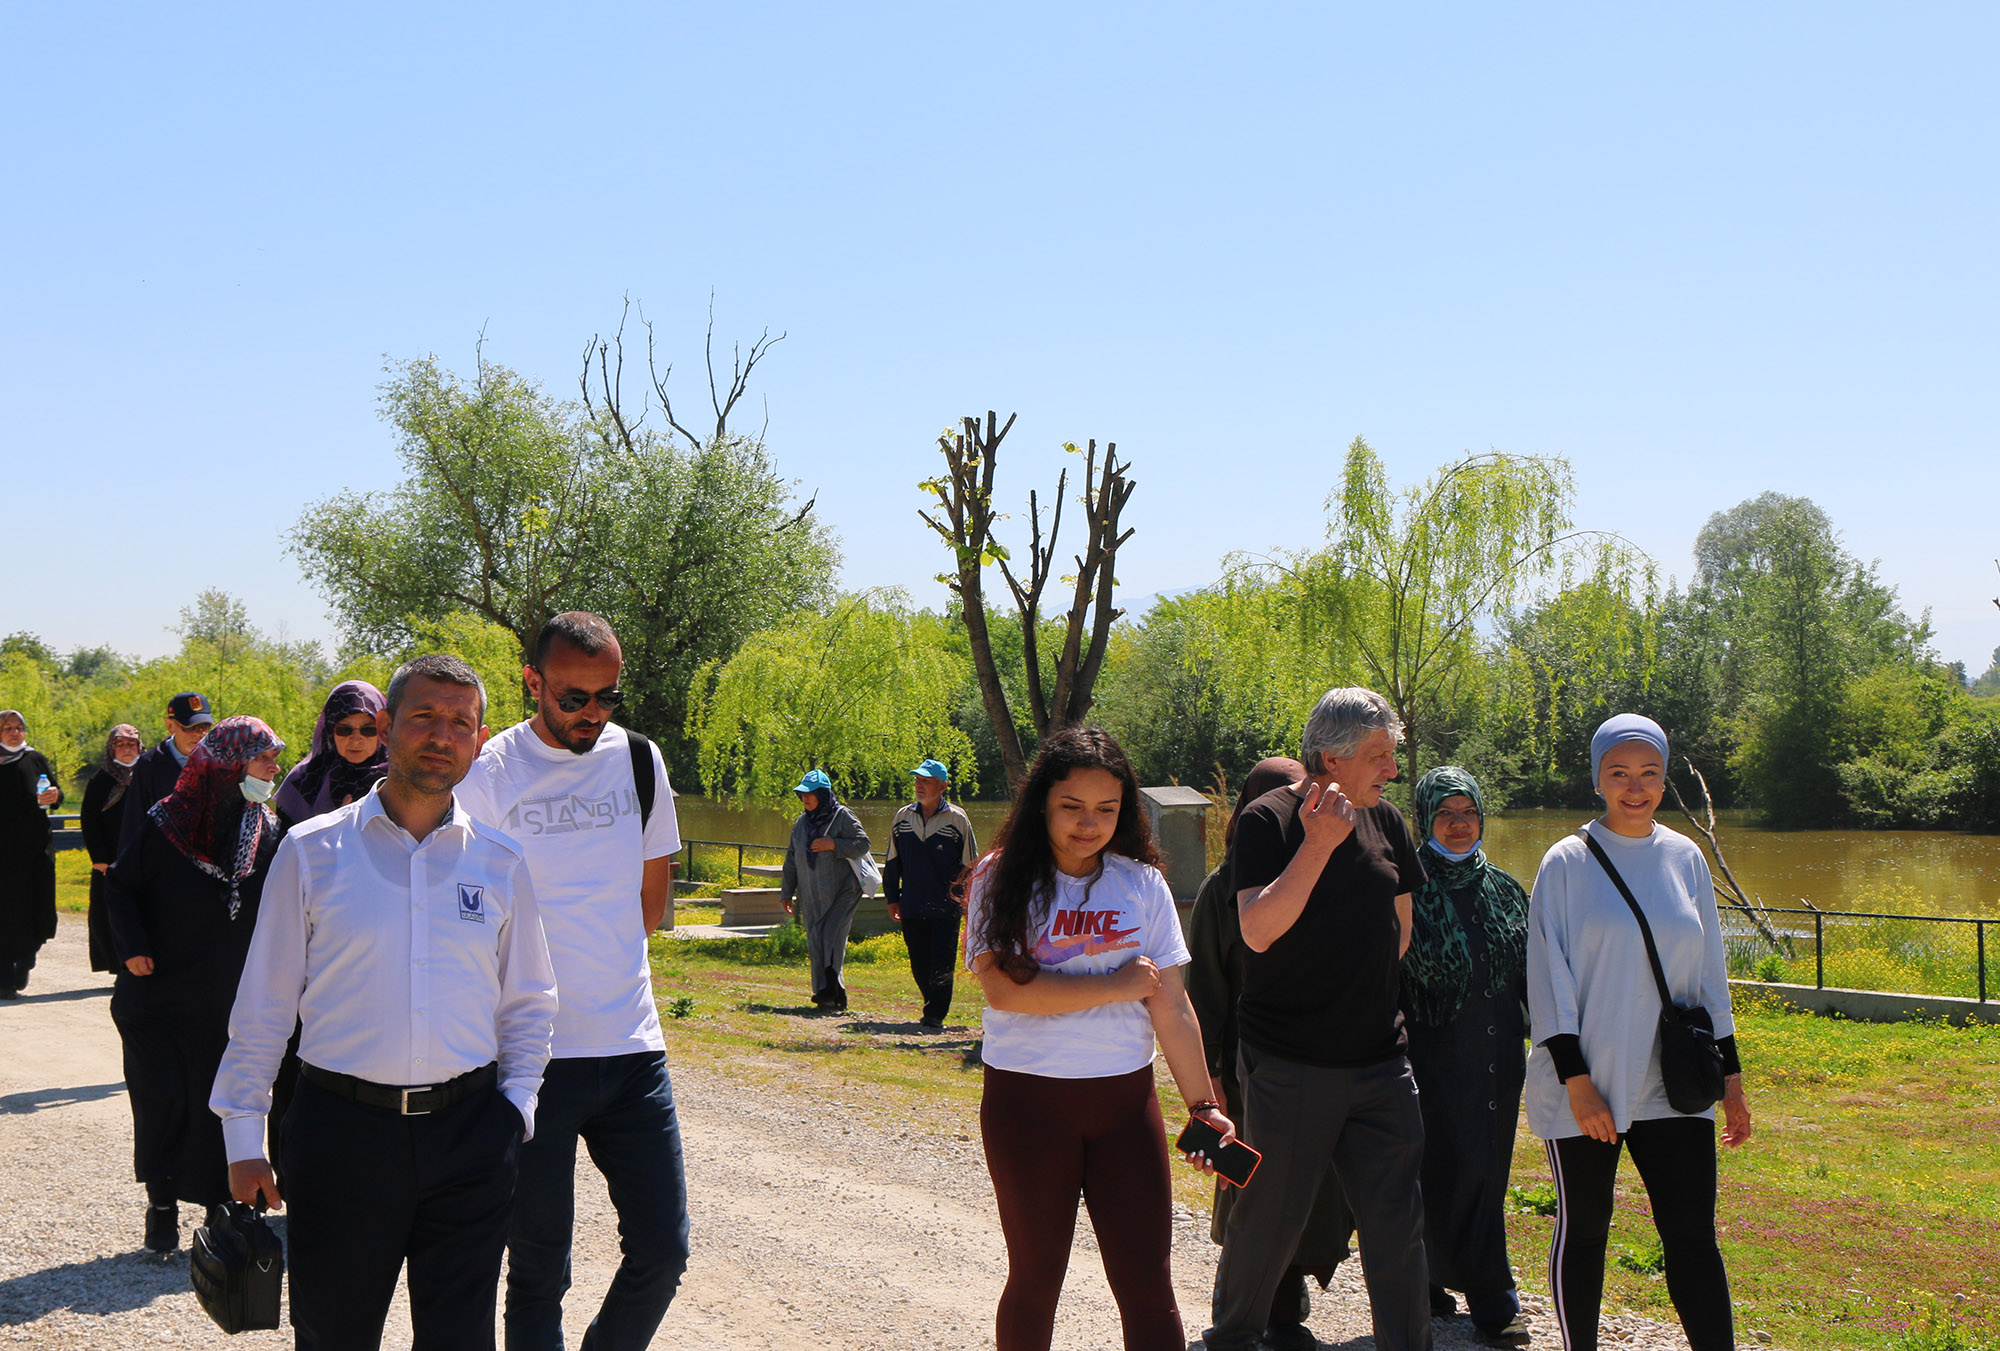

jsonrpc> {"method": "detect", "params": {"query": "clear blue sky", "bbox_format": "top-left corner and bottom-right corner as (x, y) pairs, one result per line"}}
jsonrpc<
(7, 3), (1996, 671)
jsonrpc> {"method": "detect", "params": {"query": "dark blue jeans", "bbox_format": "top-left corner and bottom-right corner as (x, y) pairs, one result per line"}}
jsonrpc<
(505, 1052), (689, 1351)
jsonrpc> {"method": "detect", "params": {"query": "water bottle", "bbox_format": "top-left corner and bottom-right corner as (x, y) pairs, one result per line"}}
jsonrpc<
(34, 774), (51, 809)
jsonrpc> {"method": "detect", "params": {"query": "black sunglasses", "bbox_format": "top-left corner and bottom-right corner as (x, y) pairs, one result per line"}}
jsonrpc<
(533, 668), (624, 715)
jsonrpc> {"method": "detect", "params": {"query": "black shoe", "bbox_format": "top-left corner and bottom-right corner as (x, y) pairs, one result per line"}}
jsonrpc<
(1261, 1323), (1319, 1351)
(919, 1015), (943, 1030)
(0, 985), (16, 1000)
(1430, 1286), (1459, 1318)
(1475, 1317), (1532, 1347)
(144, 1203), (178, 1253)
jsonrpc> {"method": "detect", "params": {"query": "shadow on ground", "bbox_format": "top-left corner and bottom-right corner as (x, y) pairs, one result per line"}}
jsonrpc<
(0, 1249), (193, 1323)
(0, 1082), (125, 1114)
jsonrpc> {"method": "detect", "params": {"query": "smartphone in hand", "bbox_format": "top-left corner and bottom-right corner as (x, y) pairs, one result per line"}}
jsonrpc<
(1175, 1117), (1261, 1189)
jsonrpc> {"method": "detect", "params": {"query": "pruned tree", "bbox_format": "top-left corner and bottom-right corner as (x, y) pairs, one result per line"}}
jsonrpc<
(919, 412), (1136, 789)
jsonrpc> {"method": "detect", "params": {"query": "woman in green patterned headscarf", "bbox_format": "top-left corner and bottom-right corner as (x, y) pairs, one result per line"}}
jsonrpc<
(1401, 765), (1532, 1346)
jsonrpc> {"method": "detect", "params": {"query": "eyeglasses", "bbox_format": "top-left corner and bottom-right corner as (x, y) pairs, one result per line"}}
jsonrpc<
(532, 669), (624, 715)
(331, 722), (379, 739)
(1433, 810), (1481, 826)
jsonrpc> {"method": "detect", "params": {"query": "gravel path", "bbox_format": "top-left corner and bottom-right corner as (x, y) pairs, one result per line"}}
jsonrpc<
(0, 918), (1722, 1348)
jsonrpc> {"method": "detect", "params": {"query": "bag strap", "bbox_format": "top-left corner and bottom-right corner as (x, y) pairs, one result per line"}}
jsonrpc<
(1579, 827), (1676, 1012)
(626, 729), (656, 829)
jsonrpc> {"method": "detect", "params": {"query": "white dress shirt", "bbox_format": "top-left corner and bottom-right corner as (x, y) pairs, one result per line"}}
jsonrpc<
(212, 785), (559, 1163)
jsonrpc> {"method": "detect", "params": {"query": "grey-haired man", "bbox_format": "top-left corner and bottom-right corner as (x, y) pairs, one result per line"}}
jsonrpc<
(1205, 688), (1433, 1351)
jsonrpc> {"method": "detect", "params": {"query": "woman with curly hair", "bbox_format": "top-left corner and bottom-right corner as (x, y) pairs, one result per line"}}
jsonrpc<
(105, 715), (284, 1253)
(967, 725), (1233, 1351)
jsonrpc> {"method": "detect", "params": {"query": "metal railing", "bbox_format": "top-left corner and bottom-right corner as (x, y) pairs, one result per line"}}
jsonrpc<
(671, 837), (888, 893)
(1722, 906), (1992, 1003)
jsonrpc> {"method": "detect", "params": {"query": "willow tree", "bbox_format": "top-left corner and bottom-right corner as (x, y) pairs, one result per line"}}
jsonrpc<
(685, 591), (977, 801)
(1231, 438), (1586, 783)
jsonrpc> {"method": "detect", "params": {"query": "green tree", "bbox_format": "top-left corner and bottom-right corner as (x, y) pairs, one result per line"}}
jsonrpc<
(1090, 591), (1293, 790)
(686, 591), (976, 800)
(1231, 438), (1585, 782)
(291, 332), (837, 779)
(1704, 494), (1925, 825)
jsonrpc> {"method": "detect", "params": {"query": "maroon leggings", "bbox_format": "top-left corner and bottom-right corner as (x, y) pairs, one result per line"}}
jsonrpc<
(980, 1063), (1183, 1351)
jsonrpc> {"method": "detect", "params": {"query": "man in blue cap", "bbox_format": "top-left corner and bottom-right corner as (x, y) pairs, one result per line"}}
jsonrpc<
(118, 691), (214, 852)
(882, 759), (978, 1030)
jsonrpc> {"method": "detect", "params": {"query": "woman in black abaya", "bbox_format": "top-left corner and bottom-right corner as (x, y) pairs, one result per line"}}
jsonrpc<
(105, 715), (283, 1253)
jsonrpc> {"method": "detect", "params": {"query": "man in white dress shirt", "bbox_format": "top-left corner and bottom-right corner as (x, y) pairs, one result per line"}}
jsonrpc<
(213, 654), (559, 1351)
(453, 612), (686, 1351)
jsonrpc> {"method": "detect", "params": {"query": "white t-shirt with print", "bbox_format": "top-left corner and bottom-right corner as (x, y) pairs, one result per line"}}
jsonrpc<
(457, 720), (682, 1058)
(965, 852), (1189, 1079)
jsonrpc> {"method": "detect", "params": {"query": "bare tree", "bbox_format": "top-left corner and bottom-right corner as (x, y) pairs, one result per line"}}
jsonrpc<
(919, 412), (1136, 789)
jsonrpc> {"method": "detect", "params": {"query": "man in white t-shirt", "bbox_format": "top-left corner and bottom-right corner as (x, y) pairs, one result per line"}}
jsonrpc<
(455, 612), (687, 1351)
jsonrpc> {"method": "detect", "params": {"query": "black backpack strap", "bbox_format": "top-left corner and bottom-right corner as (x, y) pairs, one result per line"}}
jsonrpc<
(626, 729), (656, 829)
(1580, 827), (1675, 1011)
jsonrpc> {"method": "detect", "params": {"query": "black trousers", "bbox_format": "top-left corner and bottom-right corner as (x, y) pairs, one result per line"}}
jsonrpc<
(899, 912), (961, 1022)
(1544, 1116), (1733, 1351)
(1209, 1045), (1431, 1351)
(283, 1072), (522, 1351)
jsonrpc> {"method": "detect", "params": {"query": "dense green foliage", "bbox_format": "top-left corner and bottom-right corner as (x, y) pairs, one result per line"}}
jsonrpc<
(686, 591), (978, 801)
(289, 350), (839, 779)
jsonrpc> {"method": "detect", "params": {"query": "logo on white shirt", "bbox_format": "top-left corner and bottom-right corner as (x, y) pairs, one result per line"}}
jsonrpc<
(503, 790), (639, 836)
(457, 884), (486, 922)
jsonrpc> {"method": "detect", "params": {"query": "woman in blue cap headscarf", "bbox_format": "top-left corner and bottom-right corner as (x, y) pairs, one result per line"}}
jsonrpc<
(1400, 765), (1531, 1343)
(1524, 713), (1752, 1351)
(780, 769), (872, 1011)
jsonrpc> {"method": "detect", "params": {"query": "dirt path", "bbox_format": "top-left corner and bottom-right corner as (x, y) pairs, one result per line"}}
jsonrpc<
(0, 919), (1709, 1349)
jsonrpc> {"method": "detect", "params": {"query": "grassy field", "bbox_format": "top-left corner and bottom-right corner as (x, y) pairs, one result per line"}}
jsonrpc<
(648, 930), (2000, 1351)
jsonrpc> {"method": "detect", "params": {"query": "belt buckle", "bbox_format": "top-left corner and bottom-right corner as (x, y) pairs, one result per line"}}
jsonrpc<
(401, 1086), (432, 1116)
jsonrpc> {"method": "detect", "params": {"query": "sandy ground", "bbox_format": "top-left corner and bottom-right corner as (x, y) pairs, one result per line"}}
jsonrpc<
(0, 918), (1718, 1349)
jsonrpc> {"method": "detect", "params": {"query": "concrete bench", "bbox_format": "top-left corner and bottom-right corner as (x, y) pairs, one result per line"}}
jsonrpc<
(719, 887), (791, 926)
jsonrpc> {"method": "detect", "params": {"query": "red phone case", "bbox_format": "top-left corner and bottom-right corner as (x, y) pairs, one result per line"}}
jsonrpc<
(1175, 1118), (1262, 1188)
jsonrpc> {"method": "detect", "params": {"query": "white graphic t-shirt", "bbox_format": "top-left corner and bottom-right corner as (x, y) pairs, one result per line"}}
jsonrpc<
(965, 852), (1189, 1079)
(457, 720), (681, 1058)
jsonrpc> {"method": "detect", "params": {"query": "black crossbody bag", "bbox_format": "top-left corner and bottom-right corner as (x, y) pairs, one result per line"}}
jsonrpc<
(1581, 830), (1727, 1116)
(190, 1199), (284, 1333)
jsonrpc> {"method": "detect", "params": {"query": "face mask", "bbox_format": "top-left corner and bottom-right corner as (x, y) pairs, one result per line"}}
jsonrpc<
(114, 754), (139, 768)
(1426, 837), (1480, 863)
(240, 774), (277, 805)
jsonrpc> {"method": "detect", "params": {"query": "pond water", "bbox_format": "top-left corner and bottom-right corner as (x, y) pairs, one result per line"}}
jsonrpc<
(672, 796), (2000, 919)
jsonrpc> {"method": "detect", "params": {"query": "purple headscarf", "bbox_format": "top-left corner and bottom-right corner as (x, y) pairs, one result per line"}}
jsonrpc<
(275, 681), (388, 824)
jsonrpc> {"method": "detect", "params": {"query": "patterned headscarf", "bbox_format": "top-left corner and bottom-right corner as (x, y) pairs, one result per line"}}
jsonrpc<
(102, 724), (144, 808)
(275, 681), (387, 823)
(147, 715), (284, 919)
(0, 710), (27, 766)
(1400, 766), (1529, 1029)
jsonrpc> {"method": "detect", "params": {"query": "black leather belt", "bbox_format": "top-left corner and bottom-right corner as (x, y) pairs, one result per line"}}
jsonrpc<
(300, 1061), (496, 1116)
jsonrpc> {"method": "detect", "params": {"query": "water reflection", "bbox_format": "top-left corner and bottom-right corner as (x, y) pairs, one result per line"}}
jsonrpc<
(673, 796), (2000, 918)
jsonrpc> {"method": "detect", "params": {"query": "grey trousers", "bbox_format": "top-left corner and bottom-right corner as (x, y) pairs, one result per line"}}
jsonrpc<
(800, 884), (862, 1000)
(1208, 1043), (1433, 1351)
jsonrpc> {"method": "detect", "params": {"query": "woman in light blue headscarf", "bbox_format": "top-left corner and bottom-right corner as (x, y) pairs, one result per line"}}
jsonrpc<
(780, 769), (872, 1012)
(1401, 765), (1531, 1344)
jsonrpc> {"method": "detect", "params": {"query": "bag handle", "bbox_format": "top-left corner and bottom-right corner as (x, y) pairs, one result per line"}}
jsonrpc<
(1579, 827), (1677, 1013)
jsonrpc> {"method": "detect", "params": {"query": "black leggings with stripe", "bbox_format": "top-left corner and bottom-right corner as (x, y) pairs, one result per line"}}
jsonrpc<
(1544, 1115), (1733, 1351)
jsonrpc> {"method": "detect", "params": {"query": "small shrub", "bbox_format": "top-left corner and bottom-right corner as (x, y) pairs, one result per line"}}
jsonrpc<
(666, 995), (697, 1020)
(1614, 1235), (1666, 1275)
(1507, 1183), (1559, 1216)
(1754, 953), (1788, 982)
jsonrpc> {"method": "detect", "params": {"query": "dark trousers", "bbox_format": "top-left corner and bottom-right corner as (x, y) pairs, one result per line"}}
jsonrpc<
(899, 912), (960, 1022)
(505, 1052), (689, 1351)
(1209, 1045), (1432, 1351)
(981, 1064), (1183, 1351)
(282, 1072), (521, 1351)
(1544, 1116), (1733, 1351)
